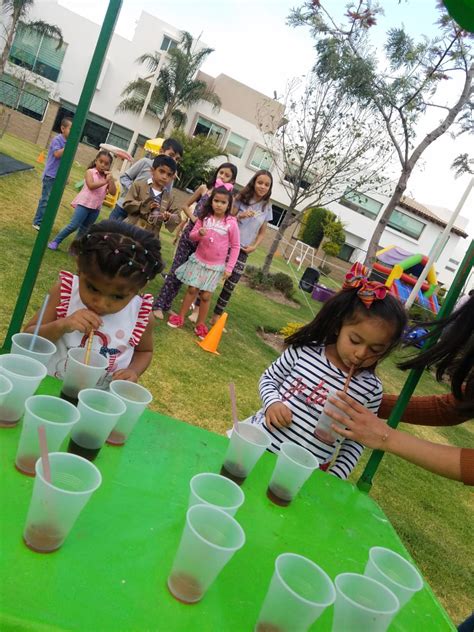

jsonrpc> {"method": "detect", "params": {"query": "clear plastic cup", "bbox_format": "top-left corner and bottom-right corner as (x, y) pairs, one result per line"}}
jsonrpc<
(167, 504), (246, 603)
(0, 354), (47, 427)
(106, 380), (153, 445)
(364, 547), (424, 609)
(314, 389), (348, 445)
(11, 333), (57, 367)
(0, 374), (13, 405)
(15, 395), (80, 476)
(267, 442), (319, 506)
(68, 388), (126, 461)
(332, 573), (400, 632)
(189, 473), (245, 516)
(23, 452), (102, 552)
(60, 347), (108, 405)
(221, 423), (271, 485)
(256, 553), (336, 632)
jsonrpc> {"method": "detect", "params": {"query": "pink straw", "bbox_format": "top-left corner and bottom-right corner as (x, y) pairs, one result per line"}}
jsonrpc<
(38, 425), (51, 483)
(229, 383), (239, 434)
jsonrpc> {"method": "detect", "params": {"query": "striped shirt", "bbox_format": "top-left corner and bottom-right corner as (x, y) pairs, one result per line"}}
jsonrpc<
(250, 344), (383, 480)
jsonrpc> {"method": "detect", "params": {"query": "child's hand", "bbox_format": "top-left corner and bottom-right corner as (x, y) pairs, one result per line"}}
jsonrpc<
(242, 245), (256, 254)
(239, 210), (255, 219)
(199, 228), (207, 236)
(223, 271), (231, 280)
(105, 172), (114, 183)
(63, 309), (102, 334)
(150, 201), (160, 209)
(265, 402), (292, 429)
(161, 211), (171, 221)
(112, 368), (138, 382)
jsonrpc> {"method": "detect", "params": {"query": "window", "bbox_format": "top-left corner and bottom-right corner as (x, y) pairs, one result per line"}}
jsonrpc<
(445, 265), (456, 272)
(284, 165), (314, 191)
(268, 204), (287, 228)
(448, 258), (459, 265)
(9, 24), (67, 82)
(106, 123), (133, 150)
(338, 243), (356, 262)
(160, 36), (178, 52)
(225, 132), (247, 159)
(0, 74), (48, 121)
(250, 145), (273, 170)
(388, 209), (425, 240)
(339, 190), (382, 219)
(193, 116), (226, 145)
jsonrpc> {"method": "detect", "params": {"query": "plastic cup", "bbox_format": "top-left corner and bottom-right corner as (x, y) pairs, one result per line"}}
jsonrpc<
(267, 442), (319, 506)
(221, 423), (271, 485)
(256, 553), (336, 632)
(0, 374), (13, 405)
(106, 380), (153, 445)
(332, 573), (400, 632)
(23, 452), (102, 553)
(68, 389), (126, 461)
(189, 473), (245, 516)
(0, 354), (47, 427)
(364, 547), (424, 609)
(15, 395), (80, 476)
(11, 333), (57, 367)
(60, 347), (108, 405)
(314, 389), (348, 445)
(167, 504), (245, 603)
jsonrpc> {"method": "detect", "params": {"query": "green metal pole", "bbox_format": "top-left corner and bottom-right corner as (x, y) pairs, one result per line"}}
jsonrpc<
(357, 239), (474, 492)
(1, 0), (122, 353)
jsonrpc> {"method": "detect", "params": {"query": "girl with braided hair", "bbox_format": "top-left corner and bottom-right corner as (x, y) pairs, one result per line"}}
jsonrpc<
(25, 220), (163, 384)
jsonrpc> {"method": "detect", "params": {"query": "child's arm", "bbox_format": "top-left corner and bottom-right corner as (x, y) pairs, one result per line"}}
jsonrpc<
(106, 173), (117, 196)
(259, 346), (299, 429)
(112, 317), (154, 382)
(23, 282), (102, 342)
(85, 168), (107, 190)
(242, 220), (267, 254)
(123, 182), (146, 216)
(223, 219), (241, 278)
(163, 196), (182, 233)
(189, 219), (205, 242)
(120, 158), (150, 192)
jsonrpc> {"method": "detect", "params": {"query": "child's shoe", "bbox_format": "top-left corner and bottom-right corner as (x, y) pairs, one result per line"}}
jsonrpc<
(188, 308), (199, 323)
(194, 323), (209, 340)
(47, 241), (59, 251)
(153, 308), (164, 320)
(167, 314), (184, 328)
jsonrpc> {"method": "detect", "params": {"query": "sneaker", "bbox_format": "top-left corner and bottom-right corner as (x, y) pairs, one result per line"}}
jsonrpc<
(188, 310), (199, 324)
(47, 241), (59, 251)
(167, 314), (184, 328)
(32, 224), (40, 231)
(153, 308), (164, 320)
(194, 323), (209, 340)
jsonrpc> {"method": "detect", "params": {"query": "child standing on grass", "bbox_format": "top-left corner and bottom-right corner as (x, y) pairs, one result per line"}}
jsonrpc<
(248, 263), (407, 480)
(32, 117), (72, 230)
(152, 162), (238, 320)
(48, 150), (116, 251)
(167, 186), (240, 339)
(25, 220), (163, 383)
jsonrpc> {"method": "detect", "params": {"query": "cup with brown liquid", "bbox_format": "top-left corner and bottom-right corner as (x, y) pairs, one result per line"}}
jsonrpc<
(106, 380), (152, 446)
(60, 347), (108, 406)
(267, 442), (319, 507)
(220, 423), (271, 485)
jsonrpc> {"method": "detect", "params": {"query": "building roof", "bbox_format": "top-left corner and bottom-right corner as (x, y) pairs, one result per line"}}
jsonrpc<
(399, 196), (468, 238)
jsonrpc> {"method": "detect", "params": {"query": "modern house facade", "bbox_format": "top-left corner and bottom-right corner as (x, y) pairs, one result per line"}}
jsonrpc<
(0, 1), (470, 288)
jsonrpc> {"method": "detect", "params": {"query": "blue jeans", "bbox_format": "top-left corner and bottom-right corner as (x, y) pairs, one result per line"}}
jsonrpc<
(109, 204), (127, 221)
(33, 176), (55, 226)
(53, 204), (100, 245)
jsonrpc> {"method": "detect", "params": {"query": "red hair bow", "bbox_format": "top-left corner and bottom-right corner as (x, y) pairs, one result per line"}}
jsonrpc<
(343, 262), (387, 308)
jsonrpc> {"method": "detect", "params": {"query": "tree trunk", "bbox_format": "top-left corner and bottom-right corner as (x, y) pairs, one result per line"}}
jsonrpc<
(262, 208), (297, 276)
(0, 7), (22, 76)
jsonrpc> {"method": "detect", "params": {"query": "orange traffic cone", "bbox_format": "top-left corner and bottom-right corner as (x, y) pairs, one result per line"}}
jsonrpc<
(37, 151), (45, 164)
(197, 312), (228, 355)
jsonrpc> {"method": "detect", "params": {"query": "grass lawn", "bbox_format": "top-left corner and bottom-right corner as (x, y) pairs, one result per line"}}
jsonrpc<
(0, 133), (473, 622)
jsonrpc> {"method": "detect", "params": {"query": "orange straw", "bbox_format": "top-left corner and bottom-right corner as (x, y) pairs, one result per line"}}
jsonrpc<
(38, 425), (51, 483)
(229, 383), (239, 434)
(84, 330), (94, 366)
(343, 365), (355, 393)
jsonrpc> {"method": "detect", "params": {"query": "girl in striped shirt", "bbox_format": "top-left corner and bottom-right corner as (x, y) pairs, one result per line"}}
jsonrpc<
(25, 220), (164, 385)
(250, 263), (407, 480)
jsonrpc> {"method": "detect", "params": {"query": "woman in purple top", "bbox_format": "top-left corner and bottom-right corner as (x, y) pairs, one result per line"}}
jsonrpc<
(32, 117), (72, 230)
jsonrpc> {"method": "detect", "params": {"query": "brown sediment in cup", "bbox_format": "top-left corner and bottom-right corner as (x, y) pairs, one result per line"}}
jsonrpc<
(256, 623), (284, 632)
(24, 523), (63, 553)
(15, 454), (38, 476)
(106, 430), (126, 446)
(266, 484), (292, 506)
(220, 462), (246, 485)
(167, 572), (203, 604)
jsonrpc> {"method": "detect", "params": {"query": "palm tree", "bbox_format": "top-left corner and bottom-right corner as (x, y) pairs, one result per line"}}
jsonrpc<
(0, 1), (63, 76)
(116, 31), (221, 136)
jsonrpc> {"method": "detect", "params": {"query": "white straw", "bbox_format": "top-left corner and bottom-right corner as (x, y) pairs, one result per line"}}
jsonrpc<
(29, 294), (50, 350)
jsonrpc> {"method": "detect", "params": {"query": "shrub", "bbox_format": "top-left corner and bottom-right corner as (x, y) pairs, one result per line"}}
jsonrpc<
(407, 304), (435, 323)
(279, 322), (305, 338)
(273, 272), (295, 299)
(298, 207), (331, 248)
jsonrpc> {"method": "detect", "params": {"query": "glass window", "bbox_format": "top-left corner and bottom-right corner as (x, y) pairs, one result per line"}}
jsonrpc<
(339, 190), (382, 219)
(160, 36), (178, 52)
(225, 132), (247, 158)
(388, 209), (425, 240)
(106, 123), (133, 150)
(193, 116), (226, 146)
(250, 146), (273, 170)
(284, 165), (314, 191)
(268, 204), (286, 228)
(338, 243), (355, 262)
(0, 74), (48, 121)
(448, 257), (459, 265)
(9, 24), (67, 82)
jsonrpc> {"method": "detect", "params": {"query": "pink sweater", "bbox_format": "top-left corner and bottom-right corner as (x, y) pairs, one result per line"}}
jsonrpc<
(190, 216), (240, 274)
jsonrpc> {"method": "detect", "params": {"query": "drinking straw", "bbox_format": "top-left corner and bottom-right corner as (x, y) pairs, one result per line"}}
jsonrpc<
(343, 365), (355, 393)
(84, 330), (94, 366)
(38, 425), (51, 483)
(229, 382), (239, 434)
(29, 294), (50, 350)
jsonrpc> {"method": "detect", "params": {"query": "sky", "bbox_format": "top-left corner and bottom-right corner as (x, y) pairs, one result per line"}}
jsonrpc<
(57, 0), (473, 238)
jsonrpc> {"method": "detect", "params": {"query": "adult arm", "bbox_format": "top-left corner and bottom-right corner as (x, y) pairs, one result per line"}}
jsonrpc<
(380, 392), (471, 426)
(328, 391), (473, 485)
(112, 317), (154, 382)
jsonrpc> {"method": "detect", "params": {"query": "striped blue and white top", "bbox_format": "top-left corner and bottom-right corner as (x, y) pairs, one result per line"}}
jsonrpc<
(250, 344), (383, 480)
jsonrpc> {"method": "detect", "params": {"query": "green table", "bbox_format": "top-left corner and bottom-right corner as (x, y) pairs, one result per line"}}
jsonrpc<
(0, 378), (454, 631)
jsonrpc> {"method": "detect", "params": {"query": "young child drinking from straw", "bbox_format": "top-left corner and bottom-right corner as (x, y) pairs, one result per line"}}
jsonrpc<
(25, 220), (164, 384)
(248, 263), (407, 480)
